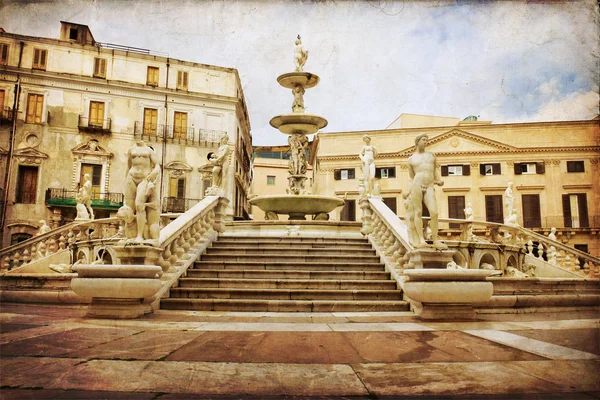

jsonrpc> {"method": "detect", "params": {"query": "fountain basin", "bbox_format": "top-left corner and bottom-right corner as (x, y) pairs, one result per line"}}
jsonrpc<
(270, 113), (328, 135)
(249, 194), (344, 220)
(277, 72), (320, 89)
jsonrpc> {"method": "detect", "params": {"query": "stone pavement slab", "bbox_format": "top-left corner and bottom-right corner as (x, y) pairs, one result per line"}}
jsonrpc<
(508, 328), (600, 355)
(502, 360), (600, 392)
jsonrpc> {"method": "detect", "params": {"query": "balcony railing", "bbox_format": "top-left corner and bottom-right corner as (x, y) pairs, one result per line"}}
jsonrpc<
(45, 188), (123, 210)
(78, 115), (111, 133)
(199, 129), (227, 144)
(133, 122), (227, 147)
(134, 121), (166, 142)
(162, 197), (200, 213)
(0, 106), (13, 124)
(165, 125), (195, 144)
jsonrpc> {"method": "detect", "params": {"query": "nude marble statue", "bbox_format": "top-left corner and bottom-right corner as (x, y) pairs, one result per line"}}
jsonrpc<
(404, 134), (447, 250)
(78, 173), (95, 220)
(294, 35), (308, 72)
(359, 135), (377, 195)
(505, 182), (515, 216)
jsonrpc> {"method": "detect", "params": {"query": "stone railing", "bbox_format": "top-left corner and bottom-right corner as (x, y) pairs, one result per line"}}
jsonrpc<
(1, 218), (121, 271)
(361, 197), (599, 278)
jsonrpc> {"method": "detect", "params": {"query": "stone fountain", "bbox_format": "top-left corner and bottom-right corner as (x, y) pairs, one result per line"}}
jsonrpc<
(250, 36), (344, 220)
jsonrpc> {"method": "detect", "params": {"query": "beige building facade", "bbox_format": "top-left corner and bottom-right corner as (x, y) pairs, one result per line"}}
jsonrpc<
(311, 115), (600, 256)
(0, 22), (252, 247)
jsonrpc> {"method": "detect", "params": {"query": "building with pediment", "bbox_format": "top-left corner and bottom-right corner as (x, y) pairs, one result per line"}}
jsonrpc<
(311, 114), (600, 256)
(0, 21), (252, 247)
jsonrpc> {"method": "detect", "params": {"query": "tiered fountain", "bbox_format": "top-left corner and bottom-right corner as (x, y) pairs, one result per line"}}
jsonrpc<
(250, 36), (344, 220)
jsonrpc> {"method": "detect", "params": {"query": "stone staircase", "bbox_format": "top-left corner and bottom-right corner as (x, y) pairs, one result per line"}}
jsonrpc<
(160, 235), (409, 312)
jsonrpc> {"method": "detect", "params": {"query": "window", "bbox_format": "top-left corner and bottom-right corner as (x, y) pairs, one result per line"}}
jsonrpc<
(202, 178), (211, 197)
(382, 197), (397, 214)
(267, 176), (275, 185)
(485, 195), (503, 224)
(26, 93), (44, 124)
(80, 164), (102, 197)
(441, 164), (470, 176)
(448, 196), (466, 229)
(11, 233), (33, 246)
(173, 111), (188, 139)
(177, 71), (188, 90)
(69, 27), (78, 40)
(32, 48), (47, 70)
(94, 58), (106, 78)
(567, 161), (585, 173)
(0, 43), (8, 65)
(16, 165), (38, 204)
(376, 167), (396, 179)
(480, 163), (501, 175)
(89, 101), (105, 127)
(147, 66), (159, 86)
(340, 199), (356, 221)
(143, 108), (158, 135)
(334, 168), (355, 180)
(514, 162), (544, 175)
(562, 194), (589, 228)
(522, 194), (541, 228)
(169, 177), (186, 199)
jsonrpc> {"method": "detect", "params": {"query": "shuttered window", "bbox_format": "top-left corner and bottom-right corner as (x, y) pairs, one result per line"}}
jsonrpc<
(26, 93), (44, 124)
(177, 71), (189, 90)
(514, 162), (545, 175)
(441, 164), (470, 176)
(485, 195), (503, 224)
(93, 58), (106, 78)
(340, 199), (356, 221)
(0, 43), (8, 65)
(143, 108), (158, 135)
(375, 167), (396, 179)
(562, 194), (589, 228)
(566, 161), (585, 173)
(382, 197), (397, 214)
(89, 101), (105, 127)
(16, 166), (38, 204)
(146, 66), (159, 86)
(174, 112), (188, 139)
(32, 48), (47, 70)
(334, 169), (355, 180)
(448, 196), (465, 229)
(522, 194), (541, 228)
(480, 163), (501, 175)
(169, 177), (186, 198)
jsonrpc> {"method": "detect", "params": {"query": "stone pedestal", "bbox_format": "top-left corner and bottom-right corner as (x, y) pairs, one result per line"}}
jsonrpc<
(403, 269), (495, 320)
(71, 264), (163, 319)
(408, 248), (454, 269)
(113, 244), (163, 266)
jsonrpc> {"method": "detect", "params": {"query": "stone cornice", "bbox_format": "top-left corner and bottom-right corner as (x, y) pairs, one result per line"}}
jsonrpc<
(442, 187), (471, 192)
(479, 187), (507, 192)
(563, 184), (593, 190)
(516, 185), (545, 191)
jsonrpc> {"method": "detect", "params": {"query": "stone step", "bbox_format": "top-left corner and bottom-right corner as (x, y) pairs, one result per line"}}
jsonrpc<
(193, 261), (386, 271)
(177, 278), (397, 290)
(186, 269), (391, 280)
(160, 298), (410, 312)
(205, 247), (377, 256)
(199, 254), (381, 263)
(212, 241), (373, 250)
(169, 288), (402, 300)
(217, 236), (368, 244)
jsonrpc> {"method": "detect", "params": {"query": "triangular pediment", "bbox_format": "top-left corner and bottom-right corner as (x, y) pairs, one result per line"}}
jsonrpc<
(165, 161), (193, 171)
(71, 139), (113, 157)
(13, 147), (49, 159)
(398, 129), (517, 156)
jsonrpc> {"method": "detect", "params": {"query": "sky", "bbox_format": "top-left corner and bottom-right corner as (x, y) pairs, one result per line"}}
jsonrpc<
(1, 0), (598, 146)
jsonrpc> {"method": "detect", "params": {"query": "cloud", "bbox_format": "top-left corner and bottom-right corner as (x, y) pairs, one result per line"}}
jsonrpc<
(527, 90), (599, 122)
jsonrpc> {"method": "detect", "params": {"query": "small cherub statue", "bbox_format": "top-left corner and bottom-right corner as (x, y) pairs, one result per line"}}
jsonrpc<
(294, 35), (308, 72)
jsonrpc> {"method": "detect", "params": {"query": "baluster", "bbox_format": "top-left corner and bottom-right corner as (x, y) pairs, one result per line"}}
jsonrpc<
(22, 248), (31, 264)
(182, 229), (192, 253)
(537, 243), (544, 260)
(526, 240), (534, 255)
(388, 240), (401, 266)
(548, 246), (557, 265)
(193, 221), (203, 241)
(556, 250), (565, 268)
(564, 254), (572, 270)
(58, 234), (67, 250)
(67, 229), (76, 246)
(13, 251), (21, 269)
(3, 256), (10, 270)
(29, 244), (38, 261)
(158, 252), (171, 273)
(583, 261), (590, 275)
(574, 257), (581, 270)
(383, 231), (394, 257)
(47, 236), (57, 255)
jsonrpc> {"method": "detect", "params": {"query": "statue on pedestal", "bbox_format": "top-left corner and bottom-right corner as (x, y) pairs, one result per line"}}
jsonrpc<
(36, 220), (52, 236)
(75, 174), (94, 221)
(505, 182), (515, 216)
(404, 134), (447, 250)
(292, 86), (305, 113)
(205, 134), (231, 196)
(359, 134), (377, 196)
(463, 202), (475, 241)
(294, 35), (308, 72)
(548, 227), (557, 241)
(122, 141), (161, 244)
(288, 134), (308, 176)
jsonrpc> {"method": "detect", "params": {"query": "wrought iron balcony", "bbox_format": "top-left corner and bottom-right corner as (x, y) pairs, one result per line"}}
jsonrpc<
(165, 125), (195, 144)
(134, 121), (166, 142)
(199, 129), (227, 144)
(45, 188), (123, 210)
(162, 197), (200, 213)
(78, 115), (111, 133)
(0, 106), (13, 124)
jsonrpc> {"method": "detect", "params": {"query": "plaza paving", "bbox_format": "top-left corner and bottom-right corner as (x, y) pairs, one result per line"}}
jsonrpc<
(0, 303), (598, 399)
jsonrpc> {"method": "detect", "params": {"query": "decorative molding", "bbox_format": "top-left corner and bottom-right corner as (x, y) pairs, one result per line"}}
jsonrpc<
(545, 159), (560, 166)
(71, 139), (113, 160)
(399, 163), (408, 171)
(563, 184), (592, 190)
(516, 185), (545, 191)
(13, 147), (49, 164)
(591, 158), (599, 165)
(470, 162), (479, 168)
(442, 187), (471, 192)
(479, 186), (507, 192)
(506, 161), (514, 167)
(165, 161), (193, 173)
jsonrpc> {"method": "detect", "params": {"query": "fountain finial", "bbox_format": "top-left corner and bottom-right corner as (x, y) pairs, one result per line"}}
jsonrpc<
(294, 35), (308, 72)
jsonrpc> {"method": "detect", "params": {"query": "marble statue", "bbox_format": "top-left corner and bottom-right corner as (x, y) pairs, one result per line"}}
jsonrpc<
(548, 227), (557, 241)
(447, 260), (465, 270)
(75, 201), (90, 221)
(404, 134), (447, 250)
(464, 203), (474, 221)
(78, 173), (95, 220)
(292, 85), (305, 113)
(403, 195), (420, 246)
(36, 220), (52, 236)
(504, 182), (515, 216)
(123, 141), (161, 243)
(505, 266), (530, 278)
(294, 35), (308, 72)
(359, 134), (377, 195)
(208, 134), (231, 189)
(505, 210), (519, 226)
(288, 134), (308, 176)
